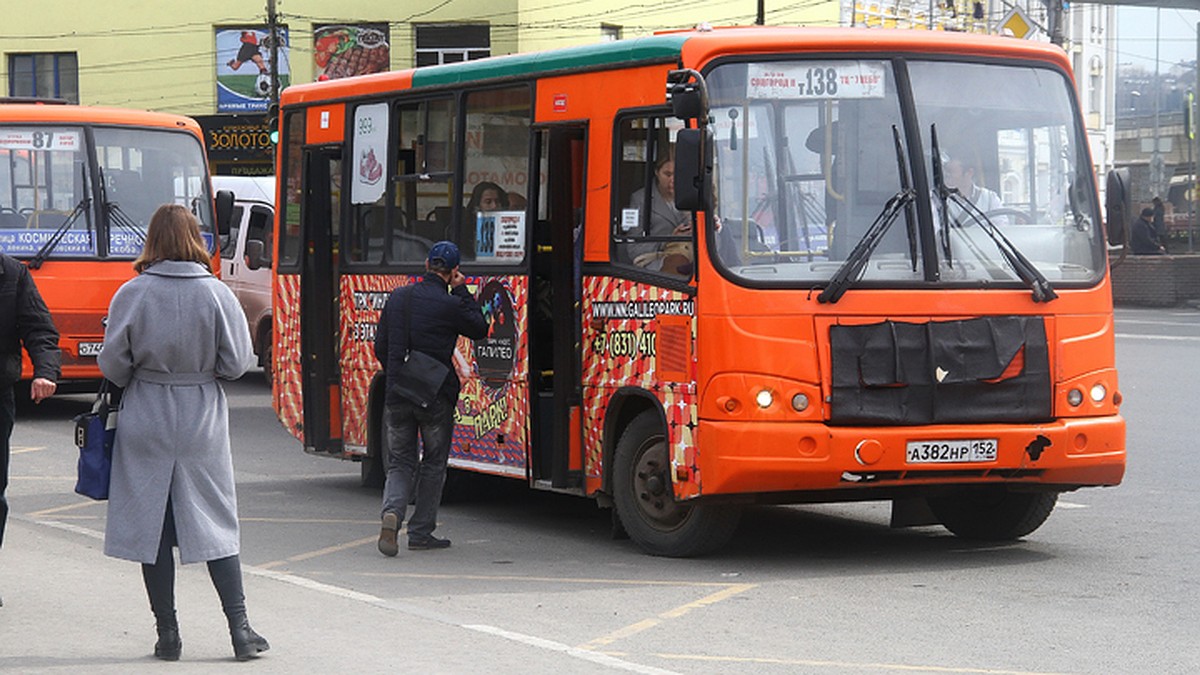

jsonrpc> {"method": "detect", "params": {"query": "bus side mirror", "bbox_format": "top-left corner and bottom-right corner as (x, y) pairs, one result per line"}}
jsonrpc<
(1105, 168), (1130, 247)
(674, 128), (713, 212)
(667, 69), (706, 121)
(215, 189), (235, 238)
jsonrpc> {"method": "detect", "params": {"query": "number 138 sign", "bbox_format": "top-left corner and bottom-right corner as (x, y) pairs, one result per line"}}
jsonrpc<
(746, 61), (886, 100)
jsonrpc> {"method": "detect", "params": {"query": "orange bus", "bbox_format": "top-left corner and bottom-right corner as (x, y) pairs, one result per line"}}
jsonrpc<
(0, 100), (227, 391)
(272, 27), (1126, 556)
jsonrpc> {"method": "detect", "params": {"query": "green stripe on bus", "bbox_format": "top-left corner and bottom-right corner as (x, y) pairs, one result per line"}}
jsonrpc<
(410, 35), (688, 88)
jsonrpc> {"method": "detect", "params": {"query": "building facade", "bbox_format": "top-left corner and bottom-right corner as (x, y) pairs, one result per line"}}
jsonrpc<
(2, 1), (1114, 178)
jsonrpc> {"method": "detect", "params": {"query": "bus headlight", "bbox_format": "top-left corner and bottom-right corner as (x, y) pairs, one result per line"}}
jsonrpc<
(755, 389), (774, 409)
(1089, 383), (1107, 403)
(1067, 388), (1084, 407)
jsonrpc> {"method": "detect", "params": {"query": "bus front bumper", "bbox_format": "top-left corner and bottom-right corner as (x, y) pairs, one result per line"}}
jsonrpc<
(692, 415), (1125, 498)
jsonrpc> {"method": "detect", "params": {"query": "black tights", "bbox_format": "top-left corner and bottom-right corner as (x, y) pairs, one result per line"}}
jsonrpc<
(141, 500), (246, 628)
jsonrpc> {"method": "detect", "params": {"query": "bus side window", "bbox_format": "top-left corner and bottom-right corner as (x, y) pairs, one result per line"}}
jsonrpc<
(386, 100), (454, 265)
(458, 84), (532, 265)
(612, 114), (692, 278)
(277, 110), (305, 270)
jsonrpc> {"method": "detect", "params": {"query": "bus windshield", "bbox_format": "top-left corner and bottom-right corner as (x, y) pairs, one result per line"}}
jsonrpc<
(0, 125), (214, 260)
(707, 58), (1104, 287)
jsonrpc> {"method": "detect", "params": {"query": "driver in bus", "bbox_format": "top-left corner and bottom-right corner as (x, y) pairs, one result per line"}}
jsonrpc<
(941, 153), (1006, 227)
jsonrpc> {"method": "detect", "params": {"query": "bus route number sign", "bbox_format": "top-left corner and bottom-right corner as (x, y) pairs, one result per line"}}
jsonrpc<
(746, 61), (886, 100)
(0, 128), (82, 152)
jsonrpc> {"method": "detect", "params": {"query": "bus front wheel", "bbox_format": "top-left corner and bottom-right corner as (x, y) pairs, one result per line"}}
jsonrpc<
(927, 488), (1057, 540)
(613, 411), (741, 557)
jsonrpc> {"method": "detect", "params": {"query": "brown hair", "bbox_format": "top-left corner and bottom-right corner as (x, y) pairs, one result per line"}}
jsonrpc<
(133, 204), (213, 273)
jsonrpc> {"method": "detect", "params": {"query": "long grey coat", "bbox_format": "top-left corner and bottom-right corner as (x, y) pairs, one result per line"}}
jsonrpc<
(97, 260), (254, 564)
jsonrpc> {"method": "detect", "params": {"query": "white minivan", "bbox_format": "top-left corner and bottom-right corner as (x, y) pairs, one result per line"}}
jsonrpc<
(215, 175), (275, 383)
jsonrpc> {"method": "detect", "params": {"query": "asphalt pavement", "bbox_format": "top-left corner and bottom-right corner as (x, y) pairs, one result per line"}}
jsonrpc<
(0, 515), (671, 674)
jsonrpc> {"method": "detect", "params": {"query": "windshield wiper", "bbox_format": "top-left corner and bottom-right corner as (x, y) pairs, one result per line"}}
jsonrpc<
(893, 126), (919, 273)
(818, 125), (915, 304)
(27, 195), (91, 270)
(98, 167), (148, 246)
(929, 125), (1056, 303)
(930, 125), (953, 267)
(946, 191), (1057, 302)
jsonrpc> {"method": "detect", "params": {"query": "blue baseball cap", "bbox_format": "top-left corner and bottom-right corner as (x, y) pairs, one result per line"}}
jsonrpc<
(428, 240), (461, 269)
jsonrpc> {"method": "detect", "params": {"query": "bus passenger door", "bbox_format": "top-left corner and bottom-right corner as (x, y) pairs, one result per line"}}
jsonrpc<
(530, 125), (586, 489)
(299, 147), (343, 454)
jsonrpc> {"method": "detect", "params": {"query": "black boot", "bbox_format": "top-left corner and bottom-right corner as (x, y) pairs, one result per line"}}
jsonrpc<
(229, 612), (270, 661)
(153, 613), (182, 661)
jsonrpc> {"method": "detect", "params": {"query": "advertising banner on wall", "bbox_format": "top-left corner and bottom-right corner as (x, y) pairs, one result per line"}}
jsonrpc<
(314, 24), (390, 80)
(216, 27), (291, 112)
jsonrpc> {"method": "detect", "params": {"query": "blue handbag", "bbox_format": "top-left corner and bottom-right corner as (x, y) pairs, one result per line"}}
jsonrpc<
(73, 381), (117, 500)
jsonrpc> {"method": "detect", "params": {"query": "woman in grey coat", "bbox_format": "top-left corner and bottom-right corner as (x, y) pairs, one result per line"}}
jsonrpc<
(98, 204), (268, 661)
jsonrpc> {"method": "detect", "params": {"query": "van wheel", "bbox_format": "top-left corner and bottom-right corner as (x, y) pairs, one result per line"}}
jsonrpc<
(613, 411), (741, 557)
(259, 329), (273, 386)
(927, 488), (1057, 540)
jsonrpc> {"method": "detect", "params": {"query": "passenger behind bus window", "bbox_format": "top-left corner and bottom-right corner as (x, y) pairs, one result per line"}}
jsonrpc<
(626, 153), (693, 276)
(464, 182), (509, 260)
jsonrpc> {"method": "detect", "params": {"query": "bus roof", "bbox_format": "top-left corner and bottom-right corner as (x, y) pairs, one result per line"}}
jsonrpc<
(281, 27), (1073, 107)
(0, 103), (201, 132)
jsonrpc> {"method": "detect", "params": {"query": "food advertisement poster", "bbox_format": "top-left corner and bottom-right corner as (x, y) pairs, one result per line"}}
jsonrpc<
(314, 24), (390, 80)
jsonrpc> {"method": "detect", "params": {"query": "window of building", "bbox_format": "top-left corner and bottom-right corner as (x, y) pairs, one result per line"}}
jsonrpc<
(612, 114), (693, 279)
(414, 24), (490, 67)
(8, 53), (79, 103)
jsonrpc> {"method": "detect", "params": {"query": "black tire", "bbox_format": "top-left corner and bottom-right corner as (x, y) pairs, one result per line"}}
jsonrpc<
(360, 451), (385, 489)
(927, 488), (1058, 540)
(259, 328), (273, 386)
(613, 410), (741, 557)
(361, 402), (386, 489)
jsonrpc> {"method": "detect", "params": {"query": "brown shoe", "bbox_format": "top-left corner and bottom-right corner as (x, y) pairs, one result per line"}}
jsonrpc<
(378, 512), (399, 557)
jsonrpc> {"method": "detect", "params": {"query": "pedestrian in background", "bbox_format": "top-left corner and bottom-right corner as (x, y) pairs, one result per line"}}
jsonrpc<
(97, 204), (267, 661)
(375, 241), (487, 556)
(1152, 196), (1167, 251)
(0, 251), (59, 608)
(1130, 207), (1166, 256)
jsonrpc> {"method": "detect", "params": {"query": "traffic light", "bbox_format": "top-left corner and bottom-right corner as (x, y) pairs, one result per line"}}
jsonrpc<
(264, 102), (279, 145)
(1187, 91), (1195, 141)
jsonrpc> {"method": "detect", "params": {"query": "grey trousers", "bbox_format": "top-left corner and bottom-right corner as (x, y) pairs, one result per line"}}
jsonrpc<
(380, 395), (454, 540)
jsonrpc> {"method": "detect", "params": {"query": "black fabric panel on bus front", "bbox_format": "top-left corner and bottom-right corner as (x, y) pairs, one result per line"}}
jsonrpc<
(830, 320), (932, 425)
(829, 317), (1052, 426)
(930, 317), (1052, 424)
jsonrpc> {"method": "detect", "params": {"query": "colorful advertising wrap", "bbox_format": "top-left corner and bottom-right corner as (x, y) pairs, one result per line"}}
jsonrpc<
(216, 27), (291, 112)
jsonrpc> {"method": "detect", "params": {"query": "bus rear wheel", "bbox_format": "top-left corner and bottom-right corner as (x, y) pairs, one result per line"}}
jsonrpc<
(613, 411), (741, 557)
(927, 488), (1058, 540)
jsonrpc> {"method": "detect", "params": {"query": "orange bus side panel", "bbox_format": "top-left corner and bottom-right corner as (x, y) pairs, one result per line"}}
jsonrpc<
(306, 105), (345, 145)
